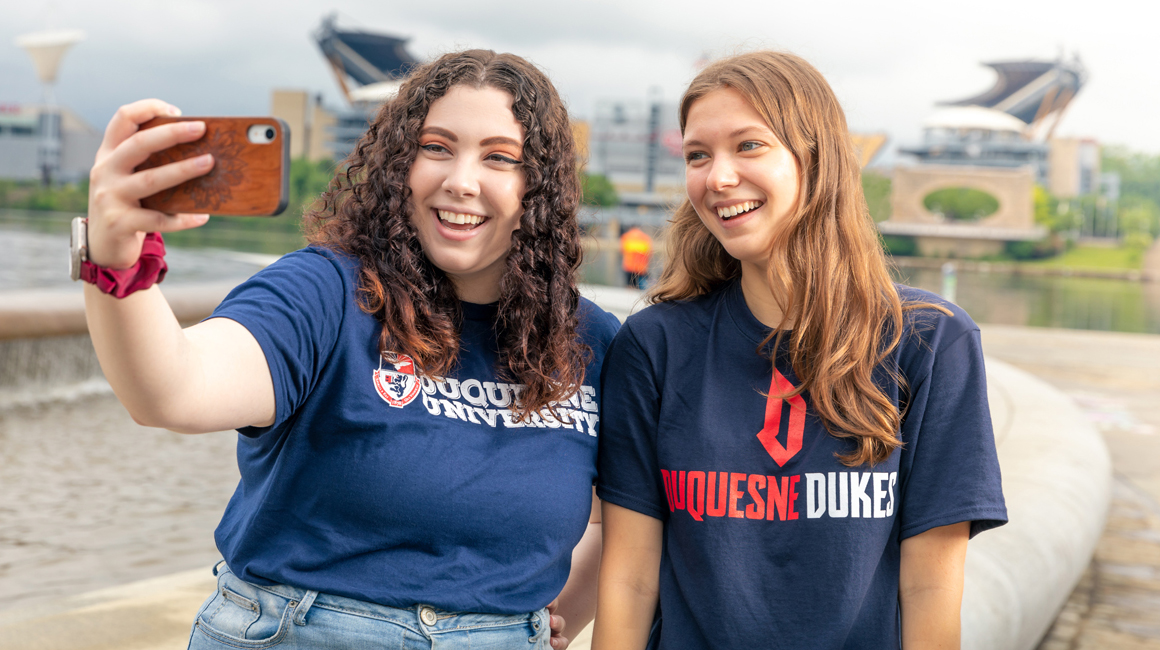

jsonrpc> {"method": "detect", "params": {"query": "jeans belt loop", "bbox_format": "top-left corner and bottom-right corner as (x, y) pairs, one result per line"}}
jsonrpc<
(530, 608), (547, 643)
(293, 590), (319, 626)
(212, 560), (228, 577)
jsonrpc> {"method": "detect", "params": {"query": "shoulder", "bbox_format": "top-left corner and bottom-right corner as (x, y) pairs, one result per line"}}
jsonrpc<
(577, 297), (621, 351)
(895, 284), (982, 373)
(898, 284), (978, 344)
(620, 288), (724, 345)
(219, 246), (356, 313)
(273, 245), (358, 281)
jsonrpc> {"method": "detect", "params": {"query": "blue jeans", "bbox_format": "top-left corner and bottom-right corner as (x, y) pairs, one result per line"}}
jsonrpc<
(188, 563), (551, 649)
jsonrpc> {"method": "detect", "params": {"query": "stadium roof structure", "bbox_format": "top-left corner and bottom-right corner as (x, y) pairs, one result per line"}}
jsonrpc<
(941, 57), (1086, 138)
(923, 106), (1028, 133)
(314, 14), (419, 105)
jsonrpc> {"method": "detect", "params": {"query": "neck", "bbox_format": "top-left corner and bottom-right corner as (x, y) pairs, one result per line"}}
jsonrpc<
(739, 259), (788, 329)
(449, 269), (503, 305)
(452, 281), (499, 305)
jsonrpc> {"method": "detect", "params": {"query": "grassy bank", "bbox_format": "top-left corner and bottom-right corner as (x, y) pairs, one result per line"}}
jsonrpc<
(1025, 245), (1146, 272)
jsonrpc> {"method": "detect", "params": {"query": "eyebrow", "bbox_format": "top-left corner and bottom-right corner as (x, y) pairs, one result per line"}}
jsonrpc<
(419, 128), (522, 150)
(683, 125), (773, 149)
(420, 126), (457, 142)
(729, 126), (770, 138)
(480, 136), (522, 148)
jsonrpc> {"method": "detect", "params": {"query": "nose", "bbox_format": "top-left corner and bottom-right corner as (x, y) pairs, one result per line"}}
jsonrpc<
(442, 157), (480, 198)
(705, 157), (738, 193)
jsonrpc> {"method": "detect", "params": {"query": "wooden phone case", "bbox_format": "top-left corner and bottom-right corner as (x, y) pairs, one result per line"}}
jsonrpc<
(136, 117), (290, 216)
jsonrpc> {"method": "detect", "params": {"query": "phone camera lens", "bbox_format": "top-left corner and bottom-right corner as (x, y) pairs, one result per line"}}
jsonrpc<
(265, 128), (275, 140)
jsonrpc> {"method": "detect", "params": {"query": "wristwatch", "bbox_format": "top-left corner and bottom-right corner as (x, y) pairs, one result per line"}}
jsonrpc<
(69, 216), (88, 282)
(67, 218), (169, 297)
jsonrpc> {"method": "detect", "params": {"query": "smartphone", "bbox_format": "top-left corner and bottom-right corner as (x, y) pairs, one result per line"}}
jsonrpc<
(135, 116), (290, 216)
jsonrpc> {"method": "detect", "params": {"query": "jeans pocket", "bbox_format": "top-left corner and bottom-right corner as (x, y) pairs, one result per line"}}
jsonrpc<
(192, 581), (292, 649)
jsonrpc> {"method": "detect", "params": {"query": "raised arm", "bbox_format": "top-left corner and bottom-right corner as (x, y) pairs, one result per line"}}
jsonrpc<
(83, 99), (275, 433)
(591, 501), (663, 650)
(899, 521), (970, 649)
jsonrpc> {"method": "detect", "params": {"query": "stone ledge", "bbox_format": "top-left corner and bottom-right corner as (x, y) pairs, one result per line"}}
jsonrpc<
(0, 281), (242, 340)
(963, 360), (1112, 649)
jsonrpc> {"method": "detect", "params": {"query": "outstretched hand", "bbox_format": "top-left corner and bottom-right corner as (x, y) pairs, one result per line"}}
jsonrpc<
(87, 99), (213, 269)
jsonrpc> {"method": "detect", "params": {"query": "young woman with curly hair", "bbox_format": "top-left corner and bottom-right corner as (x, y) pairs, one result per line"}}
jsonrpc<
(81, 50), (616, 650)
(593, 51), (1007, 649)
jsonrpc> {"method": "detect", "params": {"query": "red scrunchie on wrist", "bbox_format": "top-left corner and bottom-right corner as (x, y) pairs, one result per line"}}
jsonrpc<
(80, 232), (168, 298)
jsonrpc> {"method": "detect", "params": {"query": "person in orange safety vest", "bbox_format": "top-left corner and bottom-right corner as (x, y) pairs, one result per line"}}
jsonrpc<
(620, 226), (653, 289)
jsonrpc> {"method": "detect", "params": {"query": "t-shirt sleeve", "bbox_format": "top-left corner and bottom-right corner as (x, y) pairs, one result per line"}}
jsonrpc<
(597, 321), (668, 520)
(208, 249), (346, 436)
(898, 327), (1008, 540)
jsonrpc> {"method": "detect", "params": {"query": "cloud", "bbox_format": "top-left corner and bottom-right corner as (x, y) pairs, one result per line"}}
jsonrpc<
(1, 0), (1156, 152)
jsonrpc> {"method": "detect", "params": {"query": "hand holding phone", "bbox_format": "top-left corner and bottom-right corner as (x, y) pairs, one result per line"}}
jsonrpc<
(135, 117), (290, 216)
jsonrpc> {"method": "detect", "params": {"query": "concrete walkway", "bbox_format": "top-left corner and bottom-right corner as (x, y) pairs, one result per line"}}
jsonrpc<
(980, 325), (1160, 648)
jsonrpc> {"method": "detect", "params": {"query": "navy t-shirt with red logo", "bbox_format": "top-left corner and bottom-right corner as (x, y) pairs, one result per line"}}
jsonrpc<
(208, 246), (620, 614)
(597, 279), (1007, 649)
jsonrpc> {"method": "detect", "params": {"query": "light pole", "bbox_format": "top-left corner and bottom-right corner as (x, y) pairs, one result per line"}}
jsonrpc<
(15, 29), (84, 185)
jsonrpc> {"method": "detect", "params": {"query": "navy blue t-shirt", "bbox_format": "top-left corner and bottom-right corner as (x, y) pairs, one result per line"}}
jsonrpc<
(208, 246), (620, 614)
(597, 280), (1007, 649)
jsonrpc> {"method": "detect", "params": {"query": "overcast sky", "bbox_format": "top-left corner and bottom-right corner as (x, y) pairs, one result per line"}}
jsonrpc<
(4, 0), (1158, 159)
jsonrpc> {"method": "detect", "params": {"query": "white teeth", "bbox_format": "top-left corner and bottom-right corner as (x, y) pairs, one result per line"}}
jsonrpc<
(716, 201), (763, 219)
(438, 210), (485, 226)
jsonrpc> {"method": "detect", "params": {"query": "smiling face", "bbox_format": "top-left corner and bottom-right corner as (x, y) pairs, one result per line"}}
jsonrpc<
(407, 85), (526, 304)
(682, 87), (801, 273)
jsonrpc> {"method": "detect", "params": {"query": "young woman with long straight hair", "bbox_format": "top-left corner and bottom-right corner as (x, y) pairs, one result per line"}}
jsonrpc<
(81, 50), (616, 649)
(593, 51), (1007, 649)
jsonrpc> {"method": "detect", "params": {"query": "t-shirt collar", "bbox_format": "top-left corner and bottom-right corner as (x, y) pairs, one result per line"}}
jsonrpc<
(723, 278), (788, 350)
(461, 300), (499, 322)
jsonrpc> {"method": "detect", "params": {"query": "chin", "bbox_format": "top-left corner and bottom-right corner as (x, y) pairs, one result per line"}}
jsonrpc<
(715, 242), (757, 266)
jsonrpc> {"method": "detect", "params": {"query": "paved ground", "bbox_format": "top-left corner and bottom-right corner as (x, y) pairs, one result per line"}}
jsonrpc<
(979, 324), (1160, 649)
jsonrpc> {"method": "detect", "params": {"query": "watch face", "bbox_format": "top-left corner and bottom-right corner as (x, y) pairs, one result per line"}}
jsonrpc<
(70, 217), (87, 281)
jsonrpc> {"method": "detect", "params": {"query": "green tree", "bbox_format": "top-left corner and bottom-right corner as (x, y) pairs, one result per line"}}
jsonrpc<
(923, 187), (999, 221)
(580, 172), (618, 207)
(1103, 146), (1160, 208)
(288, 157), (338, 219)
(1103, 147), (1160, 240)
(1033, 185), (1067, 232)
(0, 179), (89, 212)
(1005, 186), (1066, 260)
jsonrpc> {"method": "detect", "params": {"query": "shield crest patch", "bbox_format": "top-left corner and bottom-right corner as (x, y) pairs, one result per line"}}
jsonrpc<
(373, 352), (421, 408)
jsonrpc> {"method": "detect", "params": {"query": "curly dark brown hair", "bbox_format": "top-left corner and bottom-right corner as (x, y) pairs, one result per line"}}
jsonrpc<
(304, 49), (589, 419)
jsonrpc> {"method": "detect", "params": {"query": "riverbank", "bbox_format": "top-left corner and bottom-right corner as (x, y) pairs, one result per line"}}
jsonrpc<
(892, 251), (1157, 282)
(580, 234), (1160, 283)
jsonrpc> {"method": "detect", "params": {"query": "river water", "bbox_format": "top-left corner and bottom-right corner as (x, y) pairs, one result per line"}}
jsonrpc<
(581, 250), (1160, 335)
(1, 212), (1159, 614)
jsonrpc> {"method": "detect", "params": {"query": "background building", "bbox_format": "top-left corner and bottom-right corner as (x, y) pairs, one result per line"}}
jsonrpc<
(269, 15), (420, 164)
(586, 97), (685, 206)
(3, 29), (97, 183)
(270, 90), (336, 163)
(0, 103), (100, 182)
(881, 55), (1099, 256)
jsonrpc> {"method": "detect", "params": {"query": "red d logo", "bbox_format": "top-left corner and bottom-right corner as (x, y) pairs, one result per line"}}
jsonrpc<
(756, 369), (806, 467)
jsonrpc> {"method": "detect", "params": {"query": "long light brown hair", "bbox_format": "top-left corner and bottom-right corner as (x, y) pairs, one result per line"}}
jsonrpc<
(652, 51), (942, 466)
(305, 50), (588, 419)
